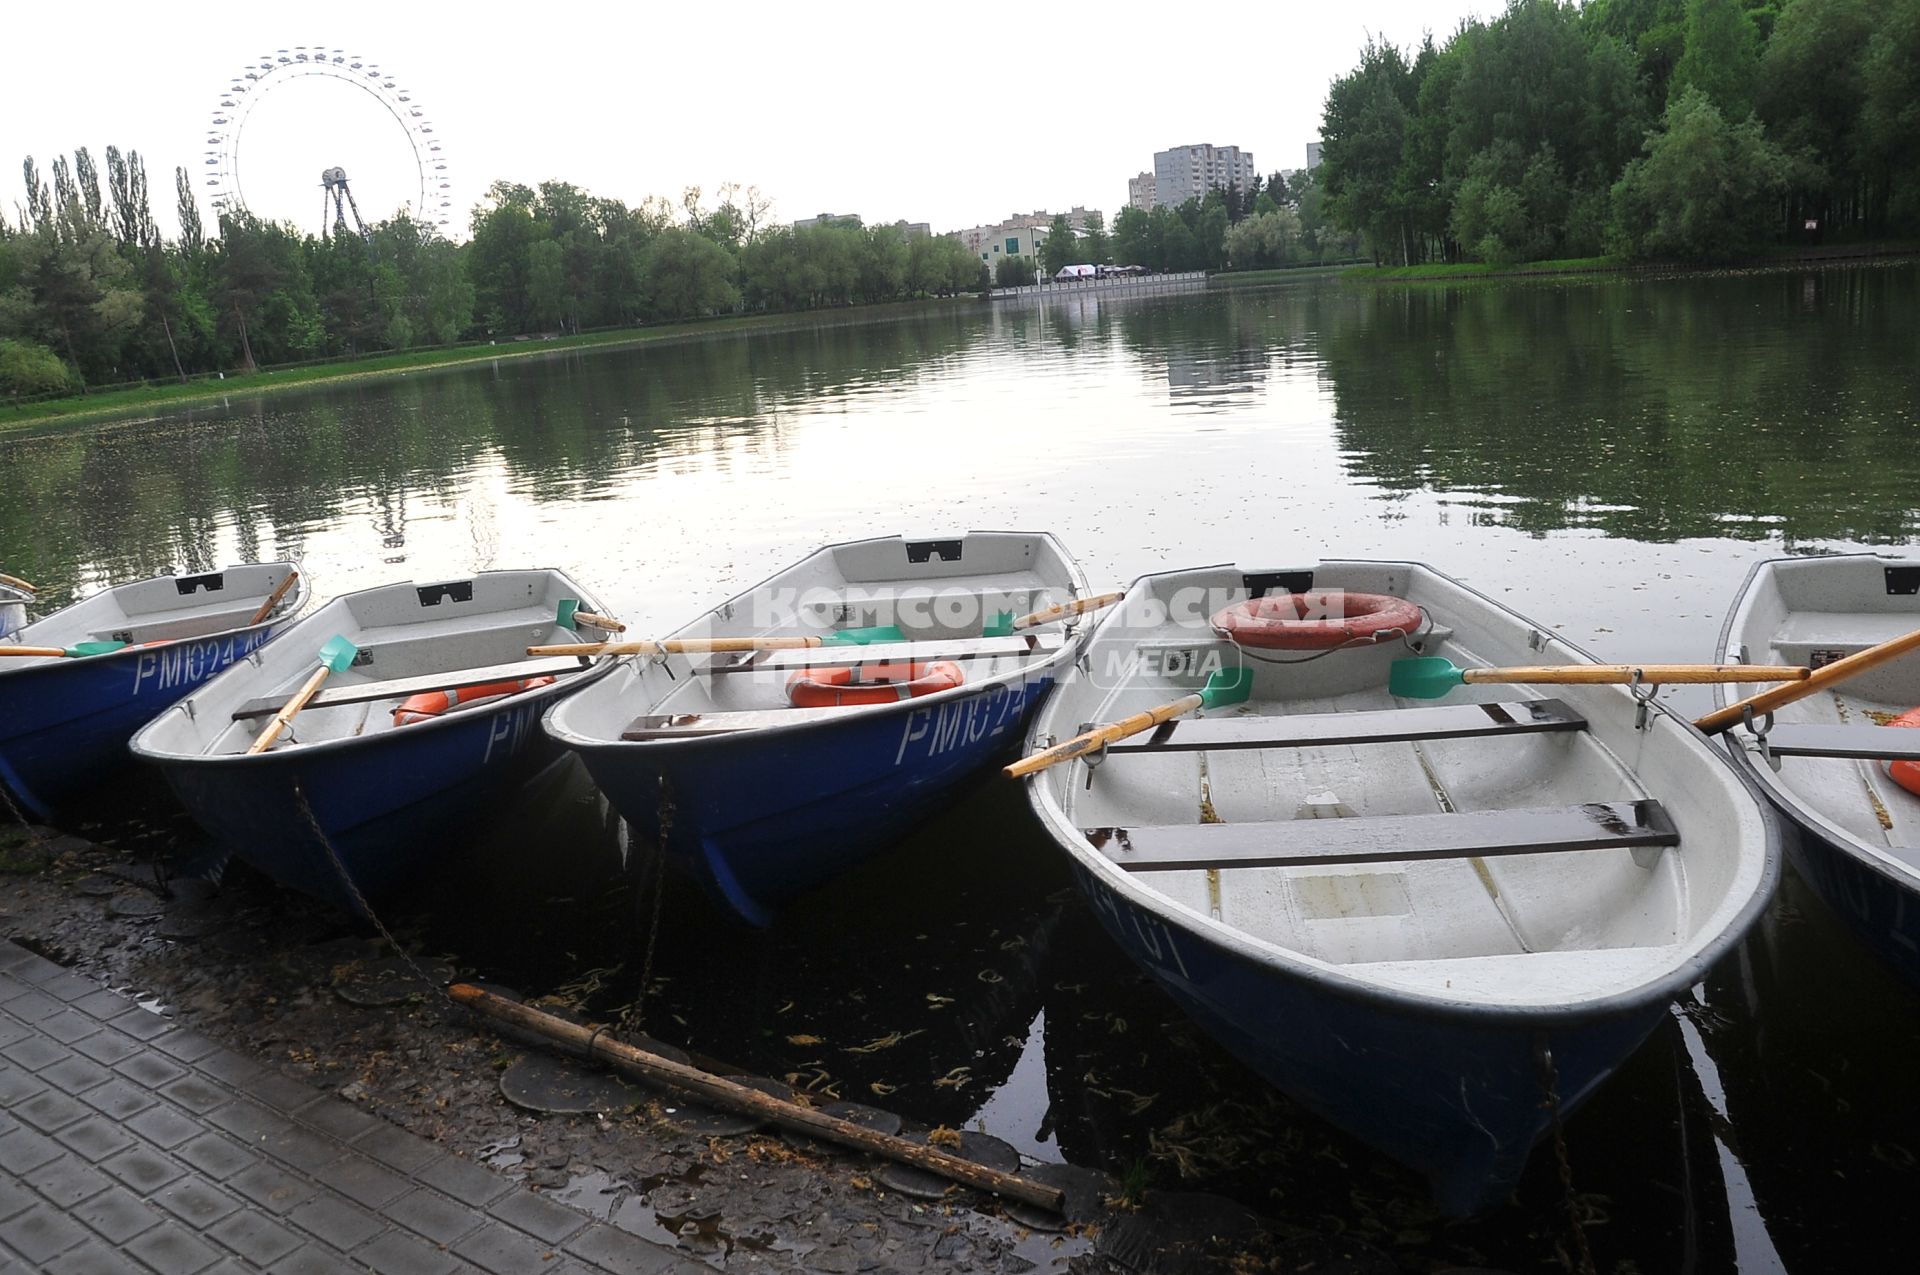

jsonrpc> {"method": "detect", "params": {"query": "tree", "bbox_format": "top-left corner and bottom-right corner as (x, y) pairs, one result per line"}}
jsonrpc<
(1670, 0), (1761, 121)
(1860, 0), (1920, 231)
(0, 338), (77, 397)
(1079, 211), (1110, 264)
(1610, 87), (1789, 259)
(994, 255), (1035, 287)
(174, 167), (204, 255)
(1320, 37), (1419, 262)
(644, 228), (739, 319)
(1039, 215), (1078, 275)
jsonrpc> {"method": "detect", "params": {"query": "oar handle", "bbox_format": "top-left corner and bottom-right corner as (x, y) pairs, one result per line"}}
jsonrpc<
(573, 611), (626, 633)
(0, 573), (36, 594)
(247, 665), (331, 755)
(0, 646), (68, 658)
(1697, 625), (1920, 736)
(1011, 591), (1125, 631)
(1005, 693), (1204, 780)
(246, 570), (300, 627)
(1462, 664), (1809, 687)
(527, 636), (825, 658)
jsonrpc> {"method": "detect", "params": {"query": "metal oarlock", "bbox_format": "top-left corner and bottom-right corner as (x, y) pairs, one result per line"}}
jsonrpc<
(1628, 667), (1657, 731)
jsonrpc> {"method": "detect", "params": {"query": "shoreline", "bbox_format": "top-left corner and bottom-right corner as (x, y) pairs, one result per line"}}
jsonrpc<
(0, 297), (974, 437)
(1336, 241), (1920, 284)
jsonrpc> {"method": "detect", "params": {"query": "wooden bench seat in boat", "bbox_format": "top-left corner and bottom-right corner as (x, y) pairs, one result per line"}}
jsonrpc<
(1105, 698), (1585, 754)
(1084, 799), (1678, 872)
(231, 656), (592, 720)
(1756, 724), (1920, 763)
(699, 632), (1060, 675)
(619, 703), (896, 740)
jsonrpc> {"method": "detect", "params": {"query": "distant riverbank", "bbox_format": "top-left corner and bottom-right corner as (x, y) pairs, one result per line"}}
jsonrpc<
(0, 299), (969, 435)
(1341, 242), (1920, 284)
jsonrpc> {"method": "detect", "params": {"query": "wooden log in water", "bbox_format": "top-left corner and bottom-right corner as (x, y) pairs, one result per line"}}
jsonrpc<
(448, 983), (1063, 1212)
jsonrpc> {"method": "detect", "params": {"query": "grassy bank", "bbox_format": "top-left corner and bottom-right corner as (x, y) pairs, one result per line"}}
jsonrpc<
(1207, 264), (1359, 288)
(1344, 256), (1620, 282)
(0, 299), (970, 435)
(1342, 242), (1920, 284)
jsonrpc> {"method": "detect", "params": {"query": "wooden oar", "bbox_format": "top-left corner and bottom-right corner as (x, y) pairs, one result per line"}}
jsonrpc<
(529, 625), (907, 659)
(1389, 656), (1809, 701)
(246, 635), (359, 755)
(0, 640), (129, 659)
(996, 590), (1125, 633)
(1696, 624), (1920, 736)
(555, 599), (626, 634)
(1006, 668), (1253, 779)
(0, 572), (35, 594)
(247, 570), (300, 626)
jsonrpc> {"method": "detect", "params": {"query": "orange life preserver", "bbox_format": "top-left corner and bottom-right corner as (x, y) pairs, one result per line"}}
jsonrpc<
(785, 660), (966, 709)
(1885, 707), (1920, 797)
(392, 676), (556, 726)
(1211, 592), (1424, 651)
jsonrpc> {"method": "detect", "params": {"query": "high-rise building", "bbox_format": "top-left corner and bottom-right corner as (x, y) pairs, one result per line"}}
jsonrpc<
(1127, 171), (1156, 211)
(1305, 141), (1323, 170)
(1151, 144), (1255, 208)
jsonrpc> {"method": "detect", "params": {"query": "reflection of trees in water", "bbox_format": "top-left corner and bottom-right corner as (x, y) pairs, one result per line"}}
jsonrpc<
(1318, 267), (1920, 543)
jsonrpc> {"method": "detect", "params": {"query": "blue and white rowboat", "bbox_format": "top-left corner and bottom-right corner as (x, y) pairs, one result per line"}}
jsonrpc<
(0, 563), (306, 818)
(1019, 560), (1777, 1214)
(1716, 553), (1920, 987)
(130, 569), (615, 916)
(545, 532), (1091, 925)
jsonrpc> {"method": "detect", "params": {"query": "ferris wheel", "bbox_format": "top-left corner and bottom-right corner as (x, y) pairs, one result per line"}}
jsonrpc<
(201, 47), (452, 234)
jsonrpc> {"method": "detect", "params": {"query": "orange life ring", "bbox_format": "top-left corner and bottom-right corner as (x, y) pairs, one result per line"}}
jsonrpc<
(1211, 592), (1424, 651)
(392, 676), (556, 726)
(1886, 707), (1920, 797)
(785, 660), (966, 709)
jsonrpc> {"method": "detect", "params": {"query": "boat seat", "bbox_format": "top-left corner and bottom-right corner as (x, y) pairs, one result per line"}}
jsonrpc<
(1084, 800), (1678, 872)
(620, 703), (891, 739)
(699, 632), (1060, 675)
(1758, 724), (1920, 762)
(231, 656), (592, 720)
(1105, 698), (1585, 754)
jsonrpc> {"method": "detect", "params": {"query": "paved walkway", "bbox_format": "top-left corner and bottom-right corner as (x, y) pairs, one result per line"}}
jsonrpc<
(0, 940), (703, 1275)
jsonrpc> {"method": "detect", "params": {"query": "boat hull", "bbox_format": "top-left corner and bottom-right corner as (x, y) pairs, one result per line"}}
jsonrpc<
(572, 674), (1050, 926)
(0, 629), (282, 819)
(1070, 859), (1665, 1214)
(151, 692), (565, 917)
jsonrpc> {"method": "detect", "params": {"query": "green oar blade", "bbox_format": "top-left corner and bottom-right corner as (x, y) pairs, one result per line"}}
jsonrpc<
(556, 599), (582, 631)
(982, 611), (1015, 638)
(1197, 666), (1253, 710)
(65, 640), (129, 658)
(317, 635), (360, 673)
(1388, 656), (1469, 700)
(822, 625), (906, 646)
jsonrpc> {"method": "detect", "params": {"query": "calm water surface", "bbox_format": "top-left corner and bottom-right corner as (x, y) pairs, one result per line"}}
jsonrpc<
(5, 265), (1920, 1271)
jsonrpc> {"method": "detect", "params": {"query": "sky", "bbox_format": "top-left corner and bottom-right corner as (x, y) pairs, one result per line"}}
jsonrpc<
(2, 1), (1492, 242)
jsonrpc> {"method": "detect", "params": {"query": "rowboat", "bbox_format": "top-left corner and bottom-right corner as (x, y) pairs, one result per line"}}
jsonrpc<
(1715, 553), (1920, 986)
(544, 532), (1092, 925)
(0, 582), (27, 639)
(1016, 560), (1777, 1214)
(0, 563), (306, 818)
(130, 570), (615, 916)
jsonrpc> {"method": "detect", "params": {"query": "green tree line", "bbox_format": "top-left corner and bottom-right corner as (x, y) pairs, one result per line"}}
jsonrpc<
(0, 159), (991, 399)
(1318, 0), (1920, 264)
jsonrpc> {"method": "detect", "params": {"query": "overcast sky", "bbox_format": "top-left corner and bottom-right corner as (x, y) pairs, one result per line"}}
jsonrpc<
(4, 1), (1490, 242)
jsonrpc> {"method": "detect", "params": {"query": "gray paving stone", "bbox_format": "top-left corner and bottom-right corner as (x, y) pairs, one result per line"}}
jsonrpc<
(0, 1061), (48, 1103)
(47, 1237), (137, 1274)
(40, 1053), (111, 1093)
(565, 1226), (698, 1275)
(160, 1073), (230, 1114)
(229, 1161), (321, 1215)
(0, 1175), (36, 1221)
(352, 1228), (468, 1275)
(36, 1010), (101, 1046)
(151, 1029), (224, 1064)
(207, 1207), (303, 1265)
(194, 1050), (265, 1088)
(153, 1177), (245, 1230)
(23, 1152), (112, 1207)
(36, 971), (102, 1003)
(113, 1009), (178, 1042)
(116, 1050), (188, 1088)
(70, 1184), (166, 1244)
(0, 944), (44, 972)
(204, 1098), (278, 1141)
(15, 1088), (90, 1133)
(386, 1186), (482, 1246)
(0, 1126), (64, 1174)
(0, 1014), (29, 1047)
(81, 1076), (158, 1119)
(70, 989), (132, 1019)
(176, 1131), (258, 1180)
(248, 1068), (321, 1112)
(490, 1189), (590, 1244)
(417, 1153), (516, 1205)
(454, 1218), (565, 1274)
(296, 1094), (383, 1142)
(5, 987), (65, 1021)
(3, 1033), (71, 1070)
(102, 1143), (189, 1193)
(126, 1219), (223, 1274)
(71, 1029), (142, 1066)
(269, 1250), (361, 1275)
(127, 1101), (205, 1149)
(200, 1262), (264, 1275)
(289, 1192), (385, 1249)
(320, 1153), (414, 1209)
(351, 1121), (444, 1173)
(54, 1114), (138, 1163)
(4, 1201), (91, 1264)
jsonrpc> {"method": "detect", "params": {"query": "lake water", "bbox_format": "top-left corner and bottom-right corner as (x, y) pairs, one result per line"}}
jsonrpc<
(4, 264), (1919, 1270)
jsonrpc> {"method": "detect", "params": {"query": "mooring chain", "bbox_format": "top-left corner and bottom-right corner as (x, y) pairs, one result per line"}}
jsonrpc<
(292, 779), (452, 1005)
(619, 776), (673, 1035)
(1536, 1041), (1598, 1275)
